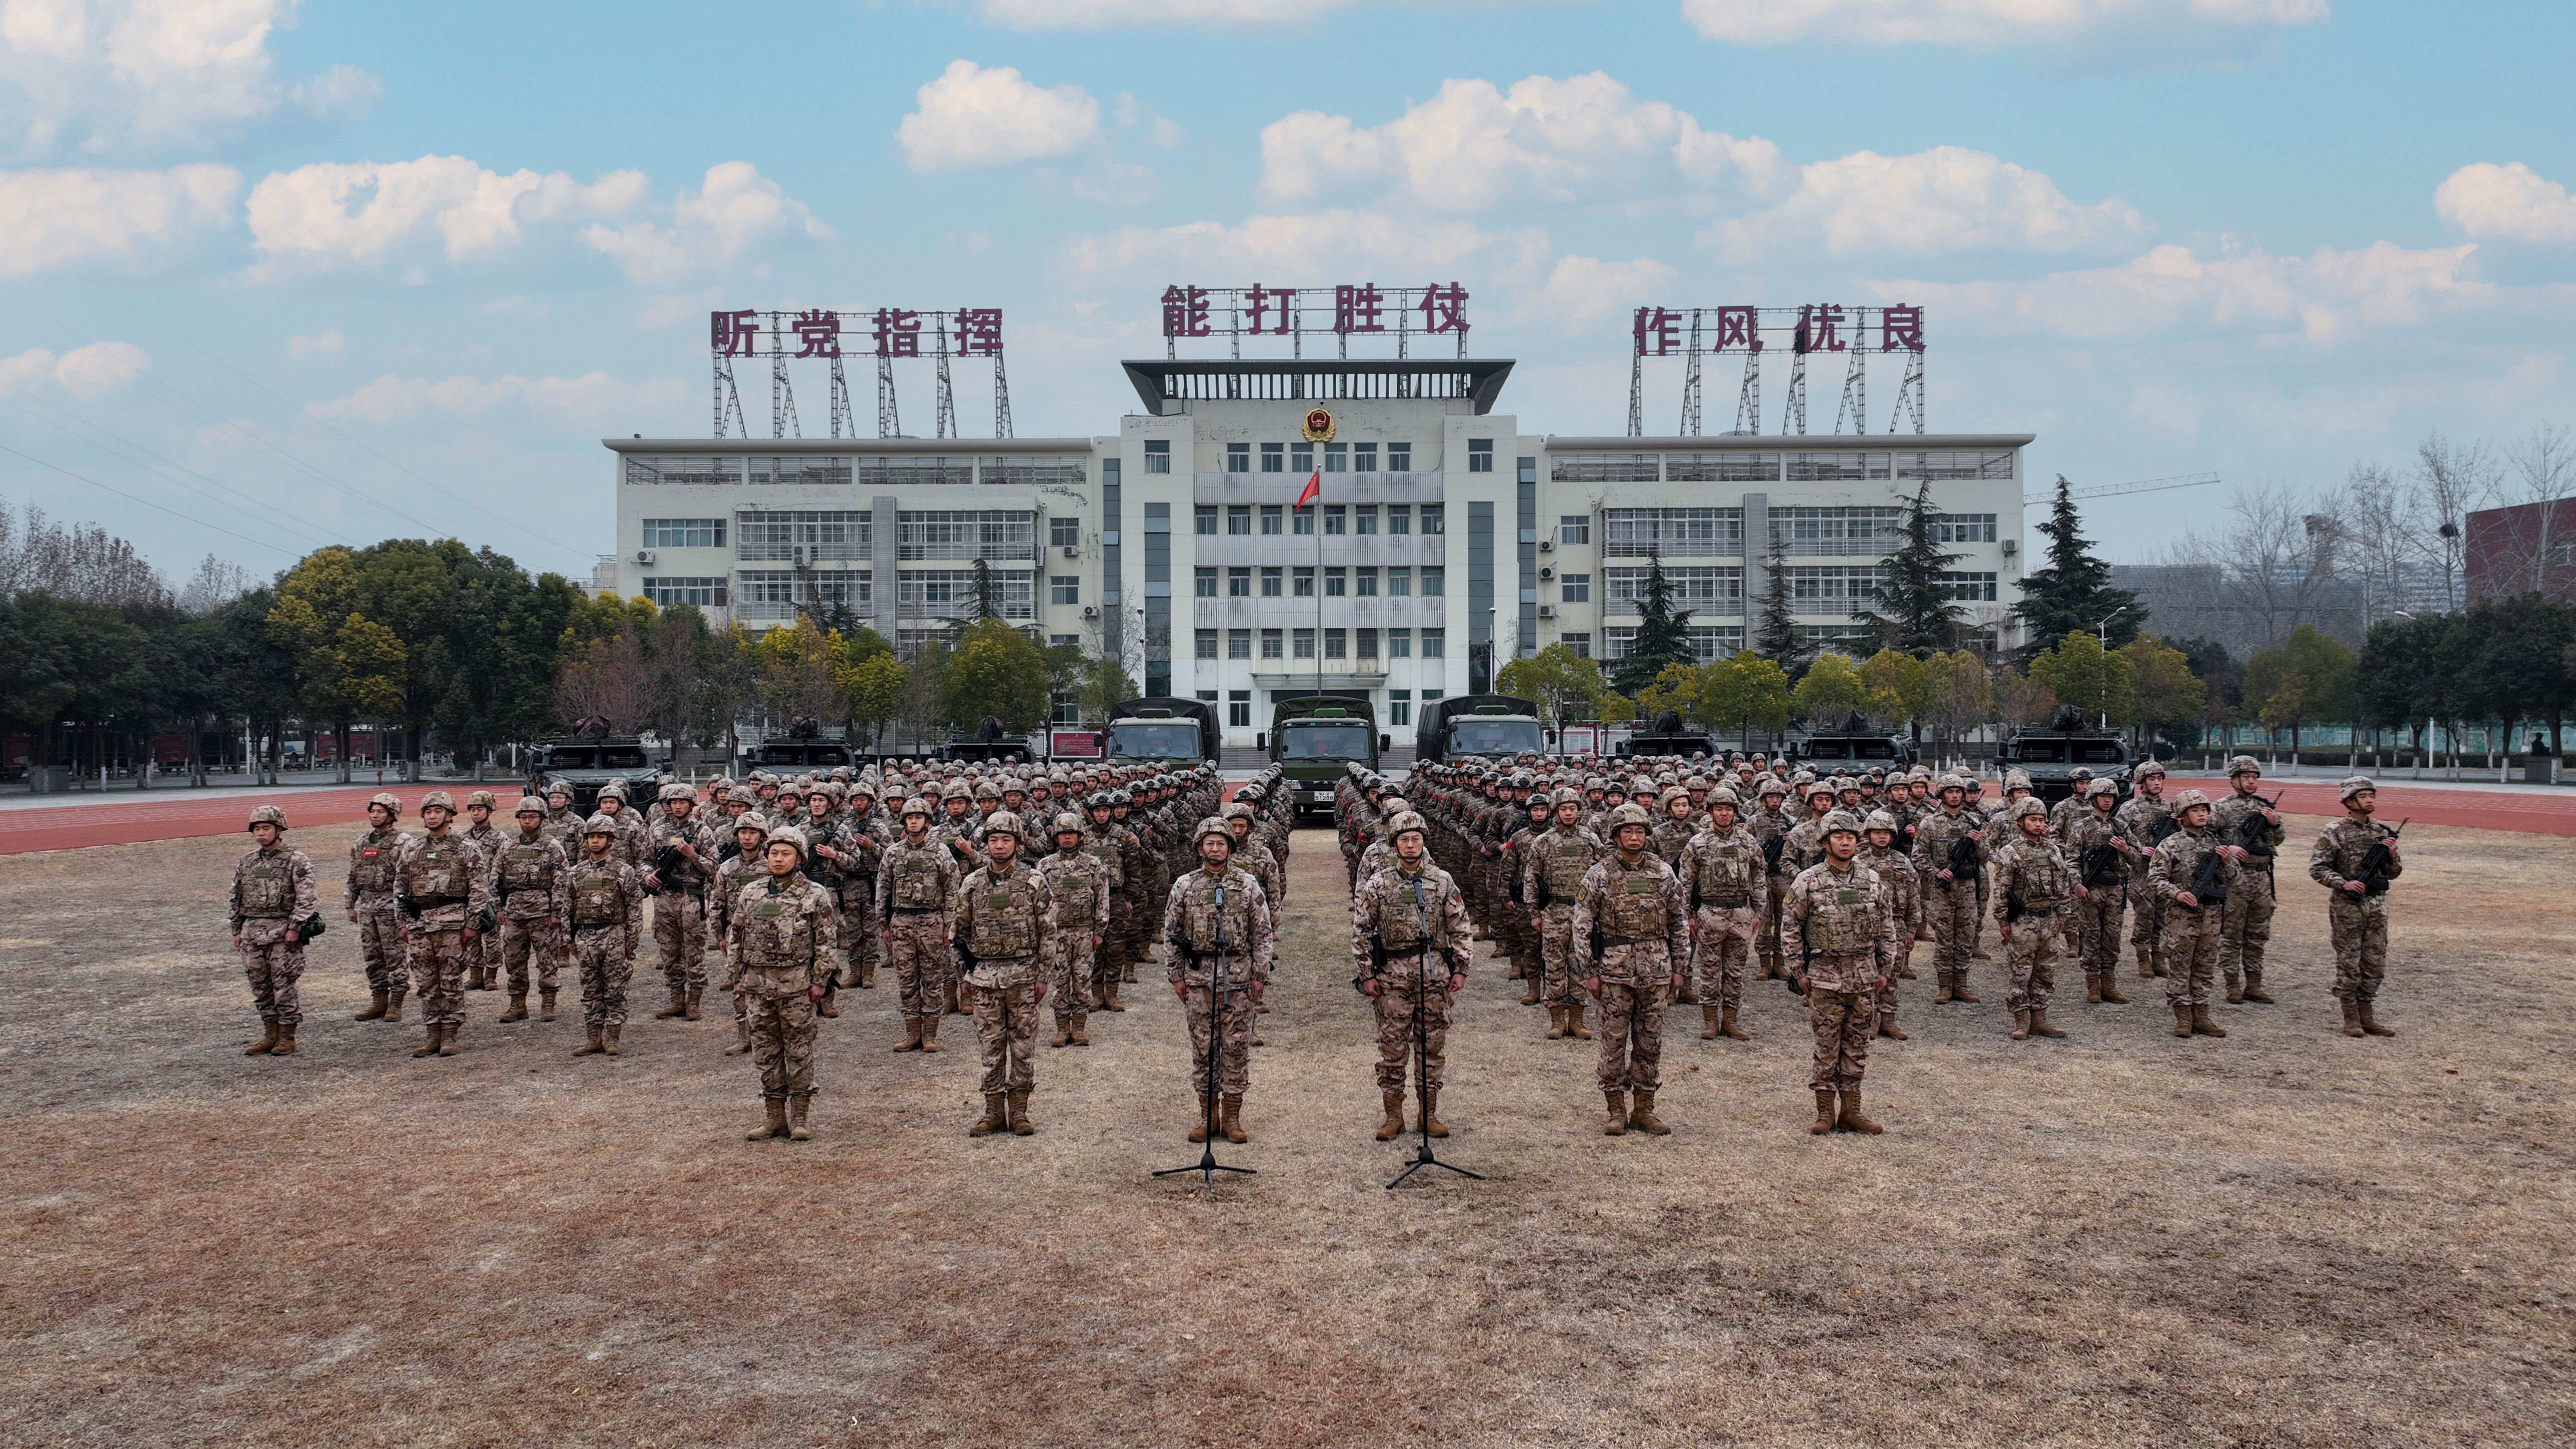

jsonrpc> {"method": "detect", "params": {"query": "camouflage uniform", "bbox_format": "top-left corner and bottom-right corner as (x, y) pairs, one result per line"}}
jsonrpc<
(954, 843), (1048, 1118)
(1681, 818), (1763, 1019)
(1572, 827), (1689, 1128)
(1523, 813), (1608, 1036)
(648, 804), (722, 1014)
(723, 852), (839, 1138)
(1161, 858), (1275, 1126)
(2148, 792), (2240, 1035)
(1908, 796), (1987, 1002)
(392, 818), (489, 1048)
(490, 825), (572, 1008)
(1352, 854), (1473, 1100)
(1788, 845), (1896, 1110)
(707, 832), (769, 1047)
(567, 842), (644, 1035)
(1856, 818), (1922, 1034)
(2114, 779), (2177, 976)
(1033, 829), (1111, 1046)
(1990, 805), (2077, 1034)
(877, 830), (962, 1044)
(230, 833), (318, 1036)
(2209, 770), (2285, 1002)
(1079, 816), (1130, 1006)
(2060, 793), (2135, 1002)
(344, 815), (412, 1014)
(460, 806), (504, 988)
(818, 818), (883, 992)
(2310, 783), (2402, 1034)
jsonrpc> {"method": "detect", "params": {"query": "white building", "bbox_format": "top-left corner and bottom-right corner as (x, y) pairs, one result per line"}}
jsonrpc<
(606, 356), (2031, 749)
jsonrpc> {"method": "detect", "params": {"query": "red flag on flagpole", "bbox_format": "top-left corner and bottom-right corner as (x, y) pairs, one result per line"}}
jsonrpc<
(1295, 470), (1321, 509)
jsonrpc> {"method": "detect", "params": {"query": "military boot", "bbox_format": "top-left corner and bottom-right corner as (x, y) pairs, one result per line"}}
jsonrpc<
(1068, 1014), (1089, 1047)
(2359, 1002), (2395, 1037)
(919, 1016), (940, 1053)
(2149, 948), (2169, 979)
(1567, 1004), (1593, 1041)
(1519, 977), (1542, 1007)
(1602, 1090), (1629, 1136)
(1220, 1096), (1248, 1144)
(2341, 1001), (2366, 1037)
(499, 992), (529, 1023)
(2010, 1009), (2031, 1041)
(576, 1025), (604, 1056)
(1676, 979), (1699, 1006)
(246, 1021), (279, 1056)
(2172, 1003), (2193, 1037)
(1875, 1011), (1906, 1041)
(747, 1098), (788, 1140)
(2098, 974), (2129, 1005)
(1700, 1005), (1722, 1040)
(463, 964), (480, 992)
(2225, 974), (2245, 1005)
(412, 1024), (443, 1058)
(2029, 1008), (2065, 1039)
(1721, 1007), (1750, 1041)
(1836, 1090), (1883, 1134)
(685, 988), (706, 1021)
(943, 981), (962, 1015)
(1811, 1088), (1838, 1134)
(892, 1019), (922, 1051)
(1420, 1087), (1447, 1139)
(788, 1096), (812, 1141)
(654, 989), (687, 1020)
(970, 1094), (1005, 1136)
(1950, 976), (1981, 1005)
(1545, 1005), (1568, 1040)
(1050, 1014), (1074, 1049)
(382, 990), (405, 1023)
(1897, 958), (1918, 980)
(355, 989), (388, 1021)
(1933, 973), (1955, 1005)
(1628, 1090), (1670, 1136)
(1187, 1096), (1213, 1143)
(2085, 973), (2103, 1004)
(602, 1025), (622, 1055)
(1376, 1092), (1405, 1141)
(1008, 1090), (1034, 1136)
(272, 1023), (297, 1055)
(540, 989), (558, 1021)
(1102, 979), (1124, 1012)
(1123, 961), (1138, 984)
(437, 1024), (461, 1056)
(814, 988), (837, 1019)
(2190, 1004), (2227, 1038)
(2242, 972), (2275, 1005)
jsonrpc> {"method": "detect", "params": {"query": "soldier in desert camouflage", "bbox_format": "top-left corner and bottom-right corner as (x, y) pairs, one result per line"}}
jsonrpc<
(344, 792), (411, 1023)
(1990, 797), (2077, 1043)
(1574, 803), (1689, 1138)
(490, 797), (571, 1024)
(458, 790), (504, 991)
(1787, 810), (1893, 1136)
(1163, 817), (1275, 1146)
(1034, 812), (1110, 1052)
(724, 824), (837, 1143)
(879, 797), (962, 1055)
(1351, 810), (1472, 1142)
(567, 815), (643, 1058)
(1681, 786), (1762, 1044)
(230, 804), (319, 1057)
(952, 812), (1050, 1137)
(393, 790), (488, 1060)
(2149, 787), (2239, 1040)
(2311, 776), (2403, 1040)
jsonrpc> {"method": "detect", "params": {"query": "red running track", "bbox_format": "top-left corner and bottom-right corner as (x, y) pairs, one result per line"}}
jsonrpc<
(2229, 780), (2576, 837)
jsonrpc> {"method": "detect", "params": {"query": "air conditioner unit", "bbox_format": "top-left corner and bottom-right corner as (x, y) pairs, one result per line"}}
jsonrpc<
(1537, 539), (1554, 552)
(1081, 605), (1099, 618)
(1538, 565), (1557, 580)
(792, 545), (812, 567)
(2000, 538), (2019, 557)
(1537, 604), (1558, 618)
(1061, 545), (1081, 558)
(632, 549), (656, 565)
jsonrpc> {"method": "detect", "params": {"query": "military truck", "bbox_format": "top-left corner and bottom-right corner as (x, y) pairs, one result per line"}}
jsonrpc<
(939, 714), (1037, 765)
(530, 729), (658, 813)
(1616, 709), (1719, 759)
(735, 718), (858, 776)
(1997, 705), (2134, 804)
(1259, 696), (1385, 818)
(1414, 694), (1545, 765)
(1787, 710), (1917, 769)
(1104, 696), (1220, 766)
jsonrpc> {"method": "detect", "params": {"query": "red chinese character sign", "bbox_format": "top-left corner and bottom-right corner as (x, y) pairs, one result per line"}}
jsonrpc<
(1155, 283), (1474, 359)
(706, 307), (1011, 441)
(1623, 304), (1926, 438)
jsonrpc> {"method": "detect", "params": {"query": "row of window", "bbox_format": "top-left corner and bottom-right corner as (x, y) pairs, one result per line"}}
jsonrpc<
(1193, 565), (1447, 598)
(1556, 508), (2001, 555)
(1193, 502), (1446, 537)
(1551, 451), (2016, 484)
(1147, 437), (1494, 474)
(646, 512), (1074, 560)
(1194, 688), (1452, 729)
(643, 570), (1046, 618)
(1194, 627), (1449, 660)
(627, 455), (1087, 488)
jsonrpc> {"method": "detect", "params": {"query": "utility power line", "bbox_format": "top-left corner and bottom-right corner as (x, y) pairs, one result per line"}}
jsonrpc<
(2025, 471), (2221, 507)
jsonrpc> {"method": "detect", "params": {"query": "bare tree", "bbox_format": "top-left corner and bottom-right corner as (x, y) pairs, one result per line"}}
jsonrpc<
(0, 500), (171, 607)
(176, 554), (255, 615)
(2413, 430), (2501, 611)
(2502, 421), (2575, 592)
(551, 626), (660, 735)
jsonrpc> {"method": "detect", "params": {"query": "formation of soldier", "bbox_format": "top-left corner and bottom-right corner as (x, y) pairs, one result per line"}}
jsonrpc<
(222, 745), (2407, 1141)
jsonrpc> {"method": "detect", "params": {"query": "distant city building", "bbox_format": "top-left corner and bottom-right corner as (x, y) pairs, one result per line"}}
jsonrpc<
(2465, 499), (2576, 604)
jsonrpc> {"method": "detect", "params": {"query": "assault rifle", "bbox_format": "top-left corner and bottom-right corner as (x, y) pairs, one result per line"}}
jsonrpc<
(2185, 845), (2229, 910)
(2356, 818), (2408, 895)
(642, 841), (688, 895)
(2230, 793), (2283, 855)
(1761, 834), (1787, 874)
(2149, 814), (2181, 847)
(2080, 842), (2126, 890)
(1941, 831), (1980, 888)
(2001, 886), (2027, 925)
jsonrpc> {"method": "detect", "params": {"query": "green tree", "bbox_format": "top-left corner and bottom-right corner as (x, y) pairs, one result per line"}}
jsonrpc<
(1857, 647), (1930, 732)
(2117, 632), (2209, 756)
(1497, 643), (1610, 734)
(1752, 531), (1805, 670)
(1991, 665), (2058, 732)
(1075, 654), (1140, 722)
(1921, 649), (1992, 756)
(1608, 551), (1696, 694)
(1852, 480), (1967, 654)
(2243, 623), (2354, 760)
(941, 618), (1049, 731)
(2012, 475), (2141, 663)
(1698, 650), (1791, 748)
(1633, 660), (1702, 724)
(1792, 651), (1867, 724)
(840, 652), (908, 745)
(2029, 630), (2136, 726)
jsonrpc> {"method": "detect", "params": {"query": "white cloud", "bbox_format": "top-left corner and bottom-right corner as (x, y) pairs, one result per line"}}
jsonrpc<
(1261, 73), (1782, 212)
(284, 327), (340, 360)
(897, 60), (1100, 173)
(306, 370), (691, 426)
(1711, 145), (2141, 259)
(2435, 162), (2576, 246)
(1532, 255), (1678, 331)
(0, 0), (379, 155)
(0, 163), (235, 276)
(1872, 239), (2486, 344)
(1068, 208), (1542, 281)
(0, 339), (151, 397)
(1678, 0), (2329, 48)
(581, 162), (832, 287)
(245, 155), (648, 272)
(980, 0), (1338, 27)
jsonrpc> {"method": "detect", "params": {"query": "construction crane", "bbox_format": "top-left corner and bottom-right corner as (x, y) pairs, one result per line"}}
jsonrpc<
(2024, 471), (2219, 507)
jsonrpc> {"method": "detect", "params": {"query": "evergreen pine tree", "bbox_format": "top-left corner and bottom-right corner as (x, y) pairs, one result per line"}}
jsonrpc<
(1852, 480), (1969, 655)
(2012, 474), (2142, 662)
(1610, 550), (1697, 693)
(1753, 530), (1807, 671)
(970, 558), (1001, 621)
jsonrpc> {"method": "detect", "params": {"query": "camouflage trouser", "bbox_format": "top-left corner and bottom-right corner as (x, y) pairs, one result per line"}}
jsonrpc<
(888, 912), (949, 1023)
(2218, 868), (2276, 986)
(1372, 975), (1451, 1093)
(572, 923), (634, 1028)
(1878, 933), (1908, 1016)
(748, 990), (817, 1101)
(2129, 872), (2167, 965)
(1594, 962), (1670, 1092)
(1759, 875), (1786, 960)
(2160, 902), (2222, 1007)
(2004, 908), (2069, 1014)
(499, 913), (560, 994)
(840, 889), (882, 987)
(1045, 932), (1095, 1021)
(1535, 904), (1584, 1006)
(2328, 895), (2390, 1003)
(237, 920), (305, 1025)
(1183, 983), (1256, 1099)
(354, 894), (405, 995)
(406, 925), (468, 1028)
(1504, 903), (1543, 978)
(1691, 904), (1760, 1010)
(1926, 879), (1981, 978)
(2075, 889), (2126, 975)
(971, 974), (1039, 1095)
(1808, 983), (1876, 1091)
(468, 908), (501, 980)
(652, 890), (707, 993)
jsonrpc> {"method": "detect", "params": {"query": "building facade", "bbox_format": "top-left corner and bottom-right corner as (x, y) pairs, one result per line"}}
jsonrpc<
(607, 357), (2033, 748)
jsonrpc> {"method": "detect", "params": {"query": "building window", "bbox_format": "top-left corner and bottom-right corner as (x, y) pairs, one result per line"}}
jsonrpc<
(1226, 443), (1250, 474)
(1420, 566), (1445, 596)
(1049, 516), (1079, 548)
(1294, 566), (1315, 597)
(1787, 565), (1891, 606)
(1561, 515), (1591, 545)
(1324, 442), (1347, 473)
(1293, 505), (1315, 536)
(1228, 690), (1252, 728)
(1562, 631), (1591, 658)
(1355, 566), (1380, 597)
(1227, 505), (1251, 536)
(1936, 570), (1999, 601)
(642, 576), (725, 608)
(1293, 628), (1315, 659)
(1325, 628), (1348, 659)
(1050, 633), (1080, 647)
(1194, 505), (1217, 536)
(1227, 567), (1251, 597)
(1261, 442), (1284, 472)
(1420, 504), (1444, 535)
(1420, 628), (1445, 658)
(1387, 566), (1412, 596)
(1357, 627), (1379, 659)
(1388, 628), (1412, 658)
(643, 518), (725, 549)
(1260, 628), (1283, 659)
(1468, 438), (1493, 472)
(1259, 566), (1283, 597)
(1144, 439), (1171, 473)
(1194, 566), (1217, 598)
(1560, 572), (1591, 603)
(1324, 505), (1346, 535)
(1354, 442), (1378, 472)
(737, 510), (873, 561)
(1387, 505), (1411, 536)
(1389, 696), (1412, 726)
(1195, 628), (1218, 659)
(1259, 504), (1282, 535)
(1933, 513), (1999, 544)
(1291, 442), (1314, 474)
(1355, 505), (1379, 536)
(1227, 628), (1252, 659)
(1050, 575), (1079, 605)
(1325, 567), (1348, 597)
(1389, 442), (1412, 474)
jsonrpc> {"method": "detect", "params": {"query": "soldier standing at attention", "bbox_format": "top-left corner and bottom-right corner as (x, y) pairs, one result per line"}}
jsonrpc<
(707, 811), (772, 1055)
(2149, 787), (2239, 1040)
(1787, 811), (1892, 1135)
(1575, 803), (1689, 1137)
(393, 791), (488, 1059)
(1751, 777), (1793, 982)
(1524, 789), (1608, 1043)
(459, 791), (504, 991)
(1083, 794), (1137, 1013)
(1683, 787), (1762, 1043)
(1990, 797), (2078, 1042)
(2209, 756), (2285, 1005)
(953, 812), (1050, 1137)
(2061, 779), (2134, 1007)
(1857, 809), (1921, 1041)
(492, 797), (571, 1024)
(646, 783), (719, 1023)
(230, 805), (319, 1057)
(878, 798), (962, 1054)
(723, 825), (838, 1142)
(1162, 817), (1275, 1146)
(568, 816), (644, 1057)
(828, 782), (886, 994)
(1352, 810), (1473, 1142)
(2310, 776), (2403, 1039)
(2115, 761), (2175, 978)
(1909, 775), (1986, 1006)
(344, 792), (411, 1023)
(2048, 768), (2095, 840)
(1036, 812), (1110, 1051)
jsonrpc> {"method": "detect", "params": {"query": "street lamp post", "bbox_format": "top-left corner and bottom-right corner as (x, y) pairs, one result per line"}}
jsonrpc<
(2095, 606), (2127, 734)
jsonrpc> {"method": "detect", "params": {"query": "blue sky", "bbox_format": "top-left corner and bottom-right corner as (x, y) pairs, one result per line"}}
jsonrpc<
(3, 0), (2570, 584)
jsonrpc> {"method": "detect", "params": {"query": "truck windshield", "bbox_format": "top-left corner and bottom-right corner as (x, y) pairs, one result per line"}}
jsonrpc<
(1450, 720), (1542, 756)
(1282, 723), (1371, 760)
(1108, 722), (1202, 759)
(2014, 741), (2068, 763)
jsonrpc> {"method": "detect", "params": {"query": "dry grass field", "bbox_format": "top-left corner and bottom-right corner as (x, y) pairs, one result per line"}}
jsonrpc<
(3, 820), (2571, 1448)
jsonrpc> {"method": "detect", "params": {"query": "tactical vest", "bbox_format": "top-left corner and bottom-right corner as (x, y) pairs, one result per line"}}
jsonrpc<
(1175, 871), (1255, 954)
(888, 844), (948, 908)
(1805, 872), (1878, 954)
(573, 868), (623, 926)
(240, 856), (291, 915)
(402, 836), (466, 902)
(498, 838), (555, 893)
(966, 869), (1043, 958)
(1693, 837), (1759, 908)
(351, 834), (397, 892)
(742, 883), (824, 964)
(1540, 831), (1594, 900)
(1597, 859), (1672, 937)
(1047, 856), (1103, 929)
(1376, 872), (1444, 950)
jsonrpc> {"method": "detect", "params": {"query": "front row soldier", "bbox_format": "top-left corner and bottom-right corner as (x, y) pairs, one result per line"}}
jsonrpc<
(230, 805), (320, 1056)
(1682, 787), (1761, 1043)
(706, 811), (773, 1055)
(2149, 788), (2240, 1039)
(647, 782), (718, 1024)
(492, 797), (571, 1024)
(2311, 776), (2403, 1039)
(952, 812), (1049, 1138)
(345, 791), (410, 1022)
(1162, 816), (1275, 1146)
(1351, 811), (1472, 1142)
(568, 815), (645, 1057)
(1573, 803), (1688, 1137)
(394, 790), (489, 1060)
(1989, 797), (2076, 1041)
(2060, 779), (2134, 1007)
(1036, 813), (1111, 1051)
(1786, 811), (1892, 1135)
(1526, 789), (1606, 1043)
(881, 797), (962, 1054)
(723, 825), (838, 1142)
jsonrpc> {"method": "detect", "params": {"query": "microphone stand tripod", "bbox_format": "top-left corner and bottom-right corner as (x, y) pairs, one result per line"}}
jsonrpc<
(1388, 885), (1481, 1189)
(1155, 878), (1255, 1184)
